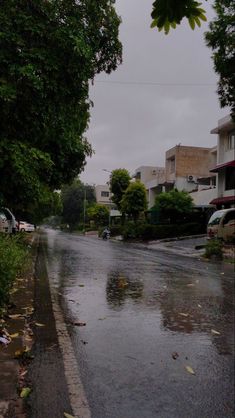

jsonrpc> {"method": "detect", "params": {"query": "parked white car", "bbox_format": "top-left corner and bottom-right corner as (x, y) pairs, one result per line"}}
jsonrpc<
(0, 207), (17, 233)
(18, 221), (35, 232)
(0, 211), (9, 233)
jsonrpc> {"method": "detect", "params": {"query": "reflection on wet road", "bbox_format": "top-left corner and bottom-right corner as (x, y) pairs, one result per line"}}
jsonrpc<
(45, 229), (234, 418)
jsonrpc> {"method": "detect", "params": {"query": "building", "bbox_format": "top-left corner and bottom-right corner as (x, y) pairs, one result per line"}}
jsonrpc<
(165, 145), (216, 193)
(209, 115), (235, 208)
(133, 166), (165, 208)
(95, 184), (112, 207)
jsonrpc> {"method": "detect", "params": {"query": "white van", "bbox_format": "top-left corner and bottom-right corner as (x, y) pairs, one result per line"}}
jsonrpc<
(207, 208), (235, 242)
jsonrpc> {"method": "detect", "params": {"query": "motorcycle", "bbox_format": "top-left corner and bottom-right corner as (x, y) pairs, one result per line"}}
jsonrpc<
(102, 229), (110, 240)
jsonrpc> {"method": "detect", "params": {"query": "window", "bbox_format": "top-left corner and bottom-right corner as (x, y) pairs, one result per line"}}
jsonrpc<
(223, 211), (235, 225)
(226, 131), (235, 150)
(169, 157), (175, 173)
(225, 167), (235, 190)
(101, 191), (109, 197)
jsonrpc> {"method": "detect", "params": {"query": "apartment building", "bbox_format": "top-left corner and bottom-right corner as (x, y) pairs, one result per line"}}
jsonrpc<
(210, 115), (235, 208)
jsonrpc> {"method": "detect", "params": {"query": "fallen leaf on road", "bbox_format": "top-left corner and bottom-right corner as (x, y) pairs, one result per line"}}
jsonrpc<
(8, 314), (23, 319)
(20, 387), (31, 398)
(179, 313), (189, 317)
(172, 352), (179, 360)
(9, 333), (19, 338)
(198, 304), (202, 308)
(64, 413), (75, 418)
(98, 317), (106, 320)
(35, 322), (45, 327)
(185, 365), (196, 375)
(72, 321), (86, 326)
(79, 284), (85, 287)
(211, 329), (221, 335)
(187, 283), (195, 287)
(220, 272), (224, 275)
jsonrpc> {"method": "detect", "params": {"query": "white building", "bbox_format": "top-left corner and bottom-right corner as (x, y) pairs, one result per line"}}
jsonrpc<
(133, 166), (165, 208)
(209, 115), (235, 208)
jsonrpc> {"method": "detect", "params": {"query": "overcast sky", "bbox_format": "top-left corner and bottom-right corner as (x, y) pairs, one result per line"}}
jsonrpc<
(80, 0), (229, 186)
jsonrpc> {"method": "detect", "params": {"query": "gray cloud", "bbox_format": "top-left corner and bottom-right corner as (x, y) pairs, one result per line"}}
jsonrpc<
(80, 0), (229, 185)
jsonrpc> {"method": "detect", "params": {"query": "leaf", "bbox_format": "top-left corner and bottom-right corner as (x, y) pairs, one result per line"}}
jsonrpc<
(64, 413), (75, 418)
(9, 333), (19, 338)
(35, 322), (45, 327)
(179, 313), (189, 317)
(8, 314), (23, 319)
(79, 284), (85, 287)
(211, 329), (221, 335)
(20, 387), (31, 398)
(185, 365), (196, 375)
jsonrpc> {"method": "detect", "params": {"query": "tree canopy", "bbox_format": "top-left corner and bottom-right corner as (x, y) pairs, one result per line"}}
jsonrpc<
(87, 203), (109, 227)
(110, 169), (131, 210)
(205, 0), (235, 113)
(0, 0), (122, 210)
(151, 0), (207, 34)
(154, 189), (193, 220)
(61, 180), (95, 228)
(121, 181), (147, 221)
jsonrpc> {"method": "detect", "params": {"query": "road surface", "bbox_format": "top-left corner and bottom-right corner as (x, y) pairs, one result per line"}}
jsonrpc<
(31, 229), (234, 418)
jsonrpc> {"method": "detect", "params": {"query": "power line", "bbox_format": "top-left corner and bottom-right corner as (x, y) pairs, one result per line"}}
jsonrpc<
(94, 80), (216, 87)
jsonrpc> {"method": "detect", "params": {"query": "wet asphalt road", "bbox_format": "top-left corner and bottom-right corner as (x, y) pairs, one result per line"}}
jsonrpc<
(44, 229), (234, 418)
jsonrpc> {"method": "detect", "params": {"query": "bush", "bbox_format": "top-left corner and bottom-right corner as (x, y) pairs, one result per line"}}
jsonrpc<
(204, 239), (223, 259)
(121, 222), (203, 241)
(0, 234), (29, 309)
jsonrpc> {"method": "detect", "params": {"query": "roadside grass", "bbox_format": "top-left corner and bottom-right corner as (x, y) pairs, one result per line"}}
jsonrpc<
(204, 239), (223, 260)
(0, 233), (31, 312)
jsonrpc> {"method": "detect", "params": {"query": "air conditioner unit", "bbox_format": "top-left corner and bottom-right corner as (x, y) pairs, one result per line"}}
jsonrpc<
(187, 175), (197, 183)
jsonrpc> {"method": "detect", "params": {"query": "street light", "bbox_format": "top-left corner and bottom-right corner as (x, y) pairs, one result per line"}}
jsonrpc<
(102, 169), (112, 227)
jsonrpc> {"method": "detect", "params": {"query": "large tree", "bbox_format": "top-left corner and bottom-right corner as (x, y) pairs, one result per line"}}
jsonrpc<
(121, 181), (147, 221)
(0, 0), (122, 209)
(205, 0), (235, 113)
(110, 169), (131, 211)
(61, 180), (95, 228)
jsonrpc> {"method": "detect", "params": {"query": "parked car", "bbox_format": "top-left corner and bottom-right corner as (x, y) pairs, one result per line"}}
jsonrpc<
(18, 221), (35, 232)
(0, 207), (17, 233)
(207, 208), (235, 242)
(0, 211), (9, 233)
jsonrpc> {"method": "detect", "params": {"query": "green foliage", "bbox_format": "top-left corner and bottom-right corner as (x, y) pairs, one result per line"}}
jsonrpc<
(61, 180), (95, 228)
(87, 204), (109, 227)
(205, 239), (223, 259)
(0, 0), (122, 209)
(110, 169), (131, 210)
(121, 181), (147, 221)
(151, 0), (207, 34)
(122, 221), (203, 240)
(205, 0), (235, 112)
(0, 234), (29, 308)
(154, 189), (193, 220)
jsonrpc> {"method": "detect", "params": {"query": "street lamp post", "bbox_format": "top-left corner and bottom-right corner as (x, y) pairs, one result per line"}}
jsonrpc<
(102, 169), (112, 227)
